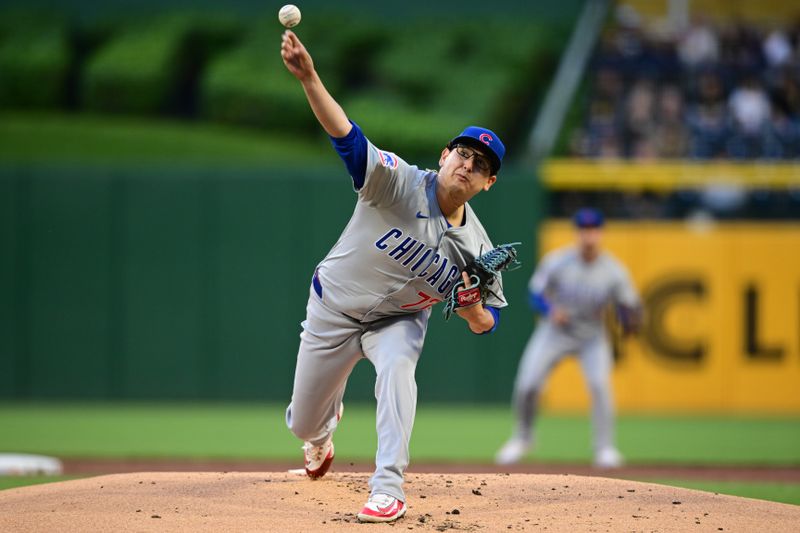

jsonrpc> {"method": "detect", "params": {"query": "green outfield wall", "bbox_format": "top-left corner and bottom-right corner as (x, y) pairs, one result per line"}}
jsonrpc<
(0, 165), (543, 402)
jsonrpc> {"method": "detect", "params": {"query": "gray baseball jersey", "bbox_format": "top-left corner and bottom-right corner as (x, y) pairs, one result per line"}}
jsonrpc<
(509, 245), (640, 452)
(287, 135), (505, 503)
(529, 246), (639, 339)
(314, 140), (507, 320)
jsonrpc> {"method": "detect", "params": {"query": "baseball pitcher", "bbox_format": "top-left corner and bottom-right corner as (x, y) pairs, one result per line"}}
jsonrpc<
(280, 30), (518, 523)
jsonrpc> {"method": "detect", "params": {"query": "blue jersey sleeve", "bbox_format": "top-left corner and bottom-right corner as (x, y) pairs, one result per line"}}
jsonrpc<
(478, 306), (501, 335)
(528, 290), (551, 315)
(329, 120), (368, 189)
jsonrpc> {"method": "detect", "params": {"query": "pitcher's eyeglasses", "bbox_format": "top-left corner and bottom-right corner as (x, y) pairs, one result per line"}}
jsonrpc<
(451, 144), (492, 175)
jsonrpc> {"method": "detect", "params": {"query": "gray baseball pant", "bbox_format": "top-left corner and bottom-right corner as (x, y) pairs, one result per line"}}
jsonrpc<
(511, 321), (616, 453)
(285, 287), (429, 503)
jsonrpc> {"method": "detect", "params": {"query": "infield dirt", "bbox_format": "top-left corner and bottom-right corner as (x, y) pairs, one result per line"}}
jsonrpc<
(1, 471), (798, 532)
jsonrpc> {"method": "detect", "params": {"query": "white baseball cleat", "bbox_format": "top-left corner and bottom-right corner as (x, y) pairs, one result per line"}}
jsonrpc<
(494, 437), (532, 465)
(593, 447), (624, 469)
(302, 402), (344, 479)
(303, 438), (334, 479)
(357, 493), (406, 523)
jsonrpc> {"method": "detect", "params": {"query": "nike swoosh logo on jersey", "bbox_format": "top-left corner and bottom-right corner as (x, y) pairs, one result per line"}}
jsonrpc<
(416, 211), (428, 219)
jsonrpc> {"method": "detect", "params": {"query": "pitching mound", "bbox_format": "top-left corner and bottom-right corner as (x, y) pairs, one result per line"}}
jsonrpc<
(1, 472), (797, 532)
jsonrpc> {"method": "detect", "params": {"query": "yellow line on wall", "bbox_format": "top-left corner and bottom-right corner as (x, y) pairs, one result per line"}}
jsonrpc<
(542, 159), (800, 191)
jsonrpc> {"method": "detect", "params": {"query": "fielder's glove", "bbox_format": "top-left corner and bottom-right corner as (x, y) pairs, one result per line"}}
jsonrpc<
(616, 303), (643, 336)
(443, 242), (521, 320)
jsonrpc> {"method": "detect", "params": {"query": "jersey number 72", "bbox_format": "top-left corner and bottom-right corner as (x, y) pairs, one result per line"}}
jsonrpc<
(400, 291), (441, 311)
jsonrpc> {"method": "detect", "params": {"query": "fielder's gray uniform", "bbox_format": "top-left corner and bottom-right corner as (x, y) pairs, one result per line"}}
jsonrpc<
(286, 135), (507, 502)
(512, 246), (639, 453)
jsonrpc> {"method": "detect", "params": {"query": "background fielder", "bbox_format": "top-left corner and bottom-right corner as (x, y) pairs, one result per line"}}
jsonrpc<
(280, 29), (510, 523)
(496, 208), (642, 469)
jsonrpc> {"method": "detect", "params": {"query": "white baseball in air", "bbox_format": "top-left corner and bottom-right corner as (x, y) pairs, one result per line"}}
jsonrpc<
(279, 4), (301, 28)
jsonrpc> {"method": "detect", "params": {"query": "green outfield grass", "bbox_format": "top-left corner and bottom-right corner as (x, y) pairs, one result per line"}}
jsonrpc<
(1, 403), (798, 464)
(642, 479), (800, 507)
(0, 476), (78, 492)
(1, 403), (798, 504)
(0, 112), (330, 166)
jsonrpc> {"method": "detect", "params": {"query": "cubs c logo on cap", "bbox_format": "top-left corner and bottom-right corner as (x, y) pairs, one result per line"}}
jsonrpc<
(479, 133), (493, 145)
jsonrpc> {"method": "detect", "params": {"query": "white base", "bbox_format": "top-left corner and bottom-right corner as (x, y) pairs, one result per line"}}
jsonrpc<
(0, 453), (63, 475)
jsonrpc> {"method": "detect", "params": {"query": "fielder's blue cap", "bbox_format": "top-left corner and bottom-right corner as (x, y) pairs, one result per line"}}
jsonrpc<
(573, 208), (605, 228)
(448, 126), (505, 174)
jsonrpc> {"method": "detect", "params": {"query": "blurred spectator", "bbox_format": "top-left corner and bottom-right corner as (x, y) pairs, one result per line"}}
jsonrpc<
(719, 23), (765, 79)
(767, 108), (800, 158)
(622, 79), (657, 156)
(729, 78), (770, 134)
(653, 85), (689, 157)
(727, 77), (771, 158)
(770, 68), (800, 119)
(763, 30), (793, 68)
(678, 20), (719, 68)
(686, 71), (729, 158)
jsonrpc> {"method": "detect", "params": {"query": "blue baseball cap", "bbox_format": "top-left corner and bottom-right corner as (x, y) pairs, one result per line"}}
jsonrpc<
(448, 126), (505, 174)
(573, 208), (605, 228)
